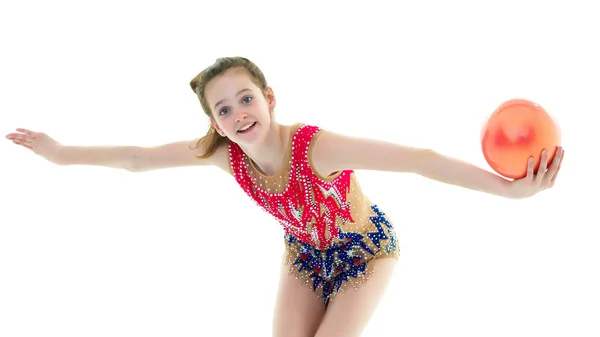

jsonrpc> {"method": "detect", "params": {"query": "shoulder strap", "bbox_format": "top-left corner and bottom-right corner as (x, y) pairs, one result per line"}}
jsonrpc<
(291, 124), (320, 169)
(228, 141), (254, 192)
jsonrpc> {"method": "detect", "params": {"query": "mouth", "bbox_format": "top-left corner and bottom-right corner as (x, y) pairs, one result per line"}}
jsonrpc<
(237, 122), (257, 134)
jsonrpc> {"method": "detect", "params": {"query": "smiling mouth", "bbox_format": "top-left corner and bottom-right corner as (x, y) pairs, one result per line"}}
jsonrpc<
(237, 122), (257, 134)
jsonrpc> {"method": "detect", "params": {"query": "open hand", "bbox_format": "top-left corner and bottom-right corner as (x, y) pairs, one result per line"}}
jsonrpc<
(5, 128), (63, 164)
(510, 147), (564, 199)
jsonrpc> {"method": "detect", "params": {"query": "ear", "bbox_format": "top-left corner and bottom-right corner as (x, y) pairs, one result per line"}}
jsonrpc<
(210, 119), (225, 137)
(264, 87), (276, 113)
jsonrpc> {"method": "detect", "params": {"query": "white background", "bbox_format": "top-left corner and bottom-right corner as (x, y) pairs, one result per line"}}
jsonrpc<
(1, 1), (598, 336)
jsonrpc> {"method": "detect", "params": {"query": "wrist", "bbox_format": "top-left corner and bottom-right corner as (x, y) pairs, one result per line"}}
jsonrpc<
(52, 145), (68, 165)
(504, 180), (533, 199)
(496, 178), (517, 199)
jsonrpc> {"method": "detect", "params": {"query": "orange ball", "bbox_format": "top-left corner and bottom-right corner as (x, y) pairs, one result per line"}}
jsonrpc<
(481, 99), (561, 179)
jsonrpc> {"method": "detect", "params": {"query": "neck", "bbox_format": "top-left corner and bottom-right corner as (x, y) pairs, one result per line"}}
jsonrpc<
(240, 120), (289, 176)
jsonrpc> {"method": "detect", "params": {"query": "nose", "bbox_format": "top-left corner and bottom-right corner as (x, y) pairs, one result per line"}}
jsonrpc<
(234, 111), (248, 123)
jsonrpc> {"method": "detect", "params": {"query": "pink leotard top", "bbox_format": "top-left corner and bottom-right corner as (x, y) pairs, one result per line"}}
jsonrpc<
(228, 123), (396, 253)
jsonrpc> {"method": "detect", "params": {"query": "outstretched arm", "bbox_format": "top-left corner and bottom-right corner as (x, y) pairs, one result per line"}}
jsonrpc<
(6, 128), (231, 173)
(310, 130), (563, 199)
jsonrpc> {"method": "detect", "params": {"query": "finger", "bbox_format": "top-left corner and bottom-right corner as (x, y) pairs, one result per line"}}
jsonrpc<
(535, 149), (549, 183)
(544, 147), (562, 183)
(10, 134), (31, 142)
(549, 148), (564, 187)
(526, 156), (535, 180)
(13, 139), (33, 147)
(12, 141), (34, 151)
(6, 132), (31, 140)
(16, 128), (35, 136)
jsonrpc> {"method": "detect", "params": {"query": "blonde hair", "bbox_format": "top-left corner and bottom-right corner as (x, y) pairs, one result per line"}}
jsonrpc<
(189, 57), (269, 158)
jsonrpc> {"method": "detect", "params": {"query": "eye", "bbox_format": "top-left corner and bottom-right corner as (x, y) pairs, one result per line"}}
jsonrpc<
(242, 96), (252, 104)
(219, 107), (230, 116)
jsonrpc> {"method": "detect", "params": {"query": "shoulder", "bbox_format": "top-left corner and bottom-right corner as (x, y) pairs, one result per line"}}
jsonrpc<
(292, 124), (340, 177)
(306, 127), (350, 177)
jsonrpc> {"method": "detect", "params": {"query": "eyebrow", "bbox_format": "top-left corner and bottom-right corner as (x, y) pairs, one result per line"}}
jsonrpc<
(214, 88), (253, 110)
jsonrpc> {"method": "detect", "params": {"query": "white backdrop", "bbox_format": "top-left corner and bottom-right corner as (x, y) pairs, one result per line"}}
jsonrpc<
(1, 1), (598, 336)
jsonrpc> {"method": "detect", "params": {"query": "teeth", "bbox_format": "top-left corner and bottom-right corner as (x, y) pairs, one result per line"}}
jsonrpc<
(238, 122), (255, 132)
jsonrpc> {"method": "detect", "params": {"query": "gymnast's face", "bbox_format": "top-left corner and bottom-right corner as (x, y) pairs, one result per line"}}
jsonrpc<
(205, 67), (275, 145)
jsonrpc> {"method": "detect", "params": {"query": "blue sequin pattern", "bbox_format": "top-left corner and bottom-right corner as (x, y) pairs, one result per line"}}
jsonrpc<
(284, 204), (399, 304)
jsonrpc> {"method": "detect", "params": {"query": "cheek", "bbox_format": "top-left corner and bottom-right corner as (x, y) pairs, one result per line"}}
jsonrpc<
(257, 101), (271, 115)
(218, 118), (235, 133)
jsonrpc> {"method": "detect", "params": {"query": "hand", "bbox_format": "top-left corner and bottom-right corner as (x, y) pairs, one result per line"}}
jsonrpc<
(6, 128), (63, 164)
(509, 147), (565, 199)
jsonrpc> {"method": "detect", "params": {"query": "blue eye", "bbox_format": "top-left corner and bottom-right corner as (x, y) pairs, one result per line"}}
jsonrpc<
(219, 108), (229, 115)
(242, 96), (252, 104)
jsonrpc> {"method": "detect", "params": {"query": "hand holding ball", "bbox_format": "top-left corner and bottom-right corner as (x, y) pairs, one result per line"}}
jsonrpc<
(481, 99), (561, 179)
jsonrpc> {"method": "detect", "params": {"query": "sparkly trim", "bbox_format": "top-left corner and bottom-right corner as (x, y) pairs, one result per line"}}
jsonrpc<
(284, 204), (400, 305)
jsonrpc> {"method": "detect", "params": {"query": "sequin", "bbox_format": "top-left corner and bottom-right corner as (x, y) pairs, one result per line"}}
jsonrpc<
(228, 124), (400, 304)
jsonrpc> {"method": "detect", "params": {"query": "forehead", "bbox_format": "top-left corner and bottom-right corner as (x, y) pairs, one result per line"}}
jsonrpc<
(205, 67), (256, 98)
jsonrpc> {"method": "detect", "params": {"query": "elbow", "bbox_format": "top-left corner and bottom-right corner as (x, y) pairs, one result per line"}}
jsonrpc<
(411, 148), (438, 174)
(127, 156), (149, 172)
(126, 164), (142, 172)
(126, 148), (146, 172)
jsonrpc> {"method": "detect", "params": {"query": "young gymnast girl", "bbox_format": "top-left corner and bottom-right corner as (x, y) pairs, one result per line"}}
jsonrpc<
(6, 57), (564, 337)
